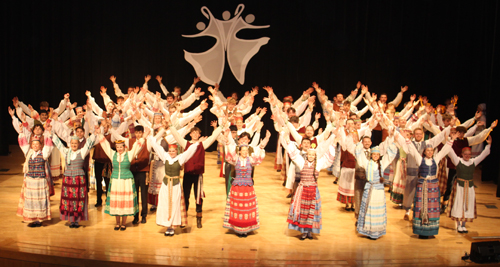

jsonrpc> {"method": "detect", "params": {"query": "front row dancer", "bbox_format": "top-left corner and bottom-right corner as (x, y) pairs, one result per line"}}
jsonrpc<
(17, 126), (54, 227)
(350, 128), (399, 240)
(404, 130), (455, 238)
(52, 128), (97, 228)
(98, 128), (149, 231)
(281, 131), (336, 240)
(223, 130), (270, 237)
(447, 136), (492, 233)
(148, 122), (202, 237)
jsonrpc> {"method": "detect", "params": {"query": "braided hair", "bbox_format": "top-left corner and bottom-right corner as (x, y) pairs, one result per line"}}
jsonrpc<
(375, 158), (384, 183)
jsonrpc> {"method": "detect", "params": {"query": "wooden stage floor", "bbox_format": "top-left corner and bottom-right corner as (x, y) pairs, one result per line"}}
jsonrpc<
(1, 145), (500, 267)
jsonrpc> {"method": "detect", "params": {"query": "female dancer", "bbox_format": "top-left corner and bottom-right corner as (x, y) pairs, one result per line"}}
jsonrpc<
(282, 132), (336, 240)
(351, 129), (399, 239)
(405, 131), (455, 238)
(223, 132), (270, 237)
(447, 136), (492, 233)
(17, 125), (54, 227)
(98, 128), (148, 231)
(52, 130), (97, 228)
(148, 123), (202, 236)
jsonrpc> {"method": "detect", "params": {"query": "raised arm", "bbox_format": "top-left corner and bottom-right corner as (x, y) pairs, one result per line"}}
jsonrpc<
(473, 139), (491, 165)
(148, 135), (170, 163)
(51, 132), (69, 155)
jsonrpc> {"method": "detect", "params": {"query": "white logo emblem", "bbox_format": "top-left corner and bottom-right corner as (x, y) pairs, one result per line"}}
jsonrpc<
(182, 4), (270, 85)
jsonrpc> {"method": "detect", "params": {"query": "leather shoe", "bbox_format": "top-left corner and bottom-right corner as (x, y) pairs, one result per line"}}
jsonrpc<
(403, 214), (410, 221)
(141, 217), (147, 224)
(286, 193), (293, 198)
(120, 225), (127, 231)
(114, 225), (120, 231)
(132, 217), (139, 225)
(95, 203), (102, 208)
(197, 217), (202, 228)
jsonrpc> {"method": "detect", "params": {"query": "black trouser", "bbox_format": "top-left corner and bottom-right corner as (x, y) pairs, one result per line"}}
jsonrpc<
(94, 161), (110, 205)
(443, 168), (457, 201)
(133, 171), (148, 218)
(183, 173), (202, 213)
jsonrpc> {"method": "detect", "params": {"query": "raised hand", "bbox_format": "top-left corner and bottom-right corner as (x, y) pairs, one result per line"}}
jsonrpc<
(210, 120), (218, 129)
(199, 136), (208, 143)
(486, 135), (492, 145)
(410, 94), (416, 102)
(254, 107), (262, 115)
(85, 90), (91, 97)
(156, 75), (162, 84)
(304, 87), (314, 96)
(251, 86), (259, 96)
(475, 111), (482, 120)
(422, 96), (428, 105)
(401, 85), (408, 93)
(12, 96), (19, 107)
(8, 106), (15, 117)
(194, 115), (203, 124)
(312, 82), (319, 90)
(200, 99), (209, 110)
(64, 93), (70, 100)
(194, 87), (205, 97)
(100, 86), (107, 96)
(28, 104), (34, 111)
(315, 112), (321, 120)
(214, 83), (220, 91)
(193, 77), (201, 85)
(361, 84), (369, 94)
(145, 74), (151, 83)
(110, 75), (116, 83)
(259, 107), (267, 117)
(491, 119), (498, 129)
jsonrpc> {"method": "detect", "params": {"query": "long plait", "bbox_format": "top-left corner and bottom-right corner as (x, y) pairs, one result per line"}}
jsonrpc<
(376, 159), (383, 182)
(313, 158), (317, 181)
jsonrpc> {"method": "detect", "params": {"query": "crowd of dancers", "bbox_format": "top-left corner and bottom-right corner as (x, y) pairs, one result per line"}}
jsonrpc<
(9, 75), (496, 240)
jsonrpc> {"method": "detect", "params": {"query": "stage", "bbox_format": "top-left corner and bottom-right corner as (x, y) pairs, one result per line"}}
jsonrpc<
(0, 145), (499, 267)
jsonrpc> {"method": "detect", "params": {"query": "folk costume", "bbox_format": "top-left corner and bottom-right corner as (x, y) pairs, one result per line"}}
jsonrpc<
(148, 135), (200, 236)
(284, 139), (336, 239)
(17, 132), (54, 226)
(52, 134), (96, 226)
(405, 138), (453, 237)
(223, 144), (265, 236)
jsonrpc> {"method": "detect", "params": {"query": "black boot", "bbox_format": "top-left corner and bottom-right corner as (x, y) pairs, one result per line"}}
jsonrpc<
(196, 212), (202, 228)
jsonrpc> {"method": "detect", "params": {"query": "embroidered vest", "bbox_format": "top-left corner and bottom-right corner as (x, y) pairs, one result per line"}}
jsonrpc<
(418, 157), (437, 178)
(64, 152), (85, 177)
(233, 157), (253, 186)
(27, 152), (46, 178)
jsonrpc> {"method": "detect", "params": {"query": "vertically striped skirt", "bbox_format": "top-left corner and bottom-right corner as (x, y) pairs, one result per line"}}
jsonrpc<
(223, 185), (260, 234)
(148, 160), (164, 206)
(412, 179), (440, 236)
(357, 183), (387, 239)
(390, 159), (406, 204)
(105, 177), (138, 216)
(337, 168), (355, 204)
(287, 185), (322, 233)
(17, 176), (51, 222)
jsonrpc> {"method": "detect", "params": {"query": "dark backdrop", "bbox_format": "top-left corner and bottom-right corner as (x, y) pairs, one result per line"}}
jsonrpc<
(1, 1), (499, 182)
